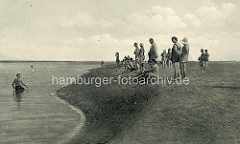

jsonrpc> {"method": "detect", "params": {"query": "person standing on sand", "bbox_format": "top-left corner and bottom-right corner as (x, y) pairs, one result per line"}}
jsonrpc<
(115, 52), (120, 69)
(161, 49), (167, 69)
(148, 38), (158, 62)
(171, 36), (182, 79)
(204, 49), (209, 69)
(101, 60), (104, 67)
(198, 49), (205, 68)
(167, 48), (172, 69)
(180, 37), (189, 78)
(133, 43), (140, 63)
(139, 43), (145, 74)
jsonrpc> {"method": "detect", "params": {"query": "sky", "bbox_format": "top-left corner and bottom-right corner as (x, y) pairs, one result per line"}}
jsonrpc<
(0, 0), (239, 61)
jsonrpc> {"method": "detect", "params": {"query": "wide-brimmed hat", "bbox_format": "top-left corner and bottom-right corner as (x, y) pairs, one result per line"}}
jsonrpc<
(181, 37), (188, 45)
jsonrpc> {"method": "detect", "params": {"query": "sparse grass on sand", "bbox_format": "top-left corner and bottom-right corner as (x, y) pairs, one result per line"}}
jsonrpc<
(57, 62), (240, 144)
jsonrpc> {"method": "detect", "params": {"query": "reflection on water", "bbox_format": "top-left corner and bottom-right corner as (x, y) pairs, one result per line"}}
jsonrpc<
(13, 90), (25, 111)
(12, 89), (29, 111)
(13, 90), (23, 102)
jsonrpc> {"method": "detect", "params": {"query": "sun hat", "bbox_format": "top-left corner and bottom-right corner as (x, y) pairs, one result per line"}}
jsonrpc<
(181, 37), (188, 45)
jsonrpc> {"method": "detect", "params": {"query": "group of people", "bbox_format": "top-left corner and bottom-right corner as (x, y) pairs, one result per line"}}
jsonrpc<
(171, 36), (189, 79)
(198, 49), (209, 69)
(116, 38), (159, 75)
(115, 36), (191, 79)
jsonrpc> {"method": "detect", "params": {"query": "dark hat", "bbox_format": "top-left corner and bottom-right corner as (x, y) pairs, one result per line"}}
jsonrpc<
(172, 36), (178, 41)
(149, 38), (154, 41)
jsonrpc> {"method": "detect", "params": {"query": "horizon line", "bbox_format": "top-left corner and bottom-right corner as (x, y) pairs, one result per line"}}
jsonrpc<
(0, 60), (239, 63)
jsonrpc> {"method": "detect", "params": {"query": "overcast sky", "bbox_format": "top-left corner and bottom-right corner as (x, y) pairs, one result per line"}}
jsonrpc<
(0, 0), (239, 61)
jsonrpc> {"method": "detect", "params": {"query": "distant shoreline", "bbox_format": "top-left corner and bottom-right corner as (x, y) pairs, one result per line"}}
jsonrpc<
(0, 60), (104, 63)
(0, 60), (239, 63)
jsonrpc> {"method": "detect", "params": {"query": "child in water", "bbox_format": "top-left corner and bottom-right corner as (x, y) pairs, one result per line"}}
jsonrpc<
(12, 73), (28, 92)
(31, 65), (35, 73)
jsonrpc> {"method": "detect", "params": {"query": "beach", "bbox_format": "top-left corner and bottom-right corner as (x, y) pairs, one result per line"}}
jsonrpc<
(57, 61), (240, 144)
(0, 0), (239, 143)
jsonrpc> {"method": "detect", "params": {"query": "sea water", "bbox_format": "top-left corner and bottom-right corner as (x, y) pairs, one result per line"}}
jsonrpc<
(0, 62), (99, 144)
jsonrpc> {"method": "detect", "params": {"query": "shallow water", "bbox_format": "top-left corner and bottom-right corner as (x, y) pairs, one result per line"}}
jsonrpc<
(0, 62), (99, 144)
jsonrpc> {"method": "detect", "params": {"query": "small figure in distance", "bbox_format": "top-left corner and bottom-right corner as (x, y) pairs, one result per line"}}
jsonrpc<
(198, 49), (205, 69)
(133, 42), (140, 66)
(101, 60), (104, 67)
(167, 48), (172, 69)
(139, 43), (145, 74)
(203, 49), (209, 69)
(161, 49), (167, 69)
(12, 73), (28, 93)
(31, 65), (34, 73)
(115, 52), (120, 69)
